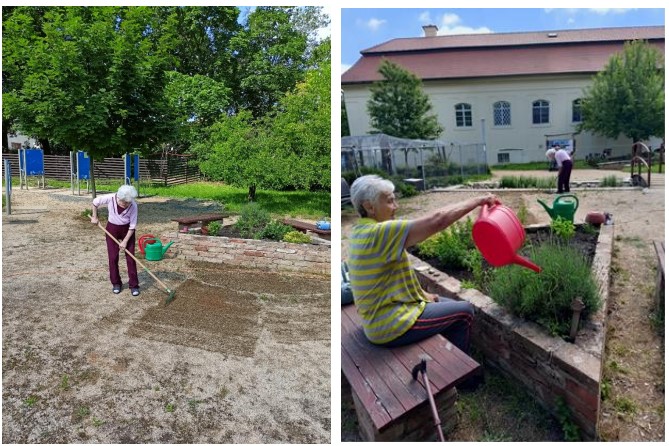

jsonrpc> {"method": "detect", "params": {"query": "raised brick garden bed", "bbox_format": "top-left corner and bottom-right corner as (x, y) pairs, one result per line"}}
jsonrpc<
(169, 232), (330, 275)
(410, 223), (614, 440)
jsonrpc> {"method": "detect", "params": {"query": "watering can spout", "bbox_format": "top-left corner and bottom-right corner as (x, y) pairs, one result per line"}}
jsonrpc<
(513, 254), (542, 273)
(536, 199), (556, 219)
(162, 241), (174, 256)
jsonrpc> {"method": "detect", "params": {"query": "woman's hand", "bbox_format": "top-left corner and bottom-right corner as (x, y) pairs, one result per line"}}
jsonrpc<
(91, 215), (99, 225)
(119, 241), (127, 252)
(478, 194), (501, 207)
(423, 292), (439, 302)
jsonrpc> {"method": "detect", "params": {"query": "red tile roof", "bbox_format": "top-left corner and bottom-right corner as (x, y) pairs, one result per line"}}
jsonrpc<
(342, 26), (665, 84)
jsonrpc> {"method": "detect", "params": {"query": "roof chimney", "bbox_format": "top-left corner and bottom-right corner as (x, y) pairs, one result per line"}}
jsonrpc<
(422, 24), (438, 37)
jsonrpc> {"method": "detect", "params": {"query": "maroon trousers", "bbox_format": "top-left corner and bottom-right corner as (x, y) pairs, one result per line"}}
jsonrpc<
(105, 222), (139, 288)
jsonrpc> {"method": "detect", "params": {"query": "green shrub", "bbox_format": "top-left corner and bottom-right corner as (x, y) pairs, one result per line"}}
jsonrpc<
(234, 203), (271, 239)
(283, 230), (312, 244)
(487, 243), (600, 338)
(600, 175), (622, 187)
(550, 216), (575, 241)
(258, 220), (293, 241)
(206, 220), (222, 236)
(416, 219), (475, 270)
(499, 176), (555, 189)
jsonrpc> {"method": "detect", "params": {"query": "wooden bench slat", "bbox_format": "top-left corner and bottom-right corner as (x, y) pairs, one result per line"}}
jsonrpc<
(342, 307), (421, 424)
(171, 213), (225, 225)
(282, 218), (331, 235)
(342, 348), (394, 429)
(342, 310), (428, 409)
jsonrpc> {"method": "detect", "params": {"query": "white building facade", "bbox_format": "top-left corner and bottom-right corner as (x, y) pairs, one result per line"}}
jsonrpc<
(342, 26), (664, 165)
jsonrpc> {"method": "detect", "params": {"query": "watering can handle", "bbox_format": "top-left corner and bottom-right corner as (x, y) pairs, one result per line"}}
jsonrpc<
(557, 194), (579, 210)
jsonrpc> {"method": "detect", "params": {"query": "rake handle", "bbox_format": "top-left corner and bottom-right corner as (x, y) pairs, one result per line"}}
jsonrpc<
(97, 222), (171, 292)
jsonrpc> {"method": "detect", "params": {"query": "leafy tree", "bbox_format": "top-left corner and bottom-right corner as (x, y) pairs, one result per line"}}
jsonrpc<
(230, 7), (320, 118)
(3, 7), (176, 196)
(579, 40), (664, 143)
(193, 61), (330, 200)
(341, 93), (351, 137)
(367, 59), (444, 140)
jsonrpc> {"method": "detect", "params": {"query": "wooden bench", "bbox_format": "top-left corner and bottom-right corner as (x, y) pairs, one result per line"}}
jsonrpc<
(172, 213), (226, 233)
(341, 303), (481, 441)
(282, 218), (331, 240)
(653, 241), (664, 311)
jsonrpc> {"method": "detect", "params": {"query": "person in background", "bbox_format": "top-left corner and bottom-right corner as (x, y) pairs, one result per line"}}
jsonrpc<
(546, 147), (573, 194)
(347, 174), (499, 354)
(91, 185), (140, 296)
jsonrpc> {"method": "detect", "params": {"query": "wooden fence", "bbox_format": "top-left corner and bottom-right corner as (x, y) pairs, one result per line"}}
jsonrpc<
(1, 153), (200, 186)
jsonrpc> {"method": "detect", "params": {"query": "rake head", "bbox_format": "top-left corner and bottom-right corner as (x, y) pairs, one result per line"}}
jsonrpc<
(164, 289), (176, 306)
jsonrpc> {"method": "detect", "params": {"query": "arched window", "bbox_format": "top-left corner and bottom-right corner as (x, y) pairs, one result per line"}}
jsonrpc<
(455, 103), (472, 127)
(572, 99), (582, 123)
(532, 100), (550, 124)
(493, 101), (511, 126)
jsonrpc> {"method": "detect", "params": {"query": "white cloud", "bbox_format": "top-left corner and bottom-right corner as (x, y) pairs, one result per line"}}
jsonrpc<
(589, 8), (635, 15)
(357, 17), (387, 32)
(431, 13), (492, 35)
(366, 18), (387, 31)
(342, 63), (352, 74)
(419, 11), (431, 23)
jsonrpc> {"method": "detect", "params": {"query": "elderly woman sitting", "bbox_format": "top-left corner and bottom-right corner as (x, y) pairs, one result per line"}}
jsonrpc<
(347, 175), (498, 354)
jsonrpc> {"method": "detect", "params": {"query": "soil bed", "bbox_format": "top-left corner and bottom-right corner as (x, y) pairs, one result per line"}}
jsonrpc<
(2, 188), (331, 443)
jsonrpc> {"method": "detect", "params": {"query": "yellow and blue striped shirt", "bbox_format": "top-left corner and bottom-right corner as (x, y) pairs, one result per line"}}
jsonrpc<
(348, 218), (427, 344)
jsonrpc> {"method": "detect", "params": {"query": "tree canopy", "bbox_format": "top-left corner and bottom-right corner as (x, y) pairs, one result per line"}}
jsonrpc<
(367, 59), (443, 140)
(3, 6), (331, 196)
(579, 39), (665, 142)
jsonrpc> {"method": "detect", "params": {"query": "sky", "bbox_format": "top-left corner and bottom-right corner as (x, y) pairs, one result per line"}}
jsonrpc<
(342, 8), (665, 73)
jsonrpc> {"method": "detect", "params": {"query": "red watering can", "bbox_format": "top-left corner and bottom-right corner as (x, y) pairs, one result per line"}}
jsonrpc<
(472, 203), (542, 273)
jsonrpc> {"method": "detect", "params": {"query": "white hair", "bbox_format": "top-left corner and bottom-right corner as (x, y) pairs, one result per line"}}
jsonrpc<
(545, 148), (556, 159)
(117, 184), (138, 203)
(350, 175), (395, 217)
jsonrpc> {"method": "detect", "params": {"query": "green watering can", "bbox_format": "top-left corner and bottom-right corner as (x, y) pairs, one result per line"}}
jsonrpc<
(537, 194), (579, 223)
(143, 238), (174, 261)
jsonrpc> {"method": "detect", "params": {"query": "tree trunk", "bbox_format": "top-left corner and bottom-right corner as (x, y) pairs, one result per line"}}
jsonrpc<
(248, 184), (256, 202)
(38, 138), (51, 154)
(90, 158), (97, 199)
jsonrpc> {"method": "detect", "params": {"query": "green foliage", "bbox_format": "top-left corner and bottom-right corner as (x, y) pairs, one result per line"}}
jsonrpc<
(550, 217), (575, 241)
(81, 209), (92, 219)
(165, 403), (176, 413)
(555, 396), (581, 441)
(341, 94), (350, 137)
(257, 220), (293, 241)
(367, 60), (444, 140)
(600, 175), (622, 187)
(234, 203), (271, 239)
(579, 40), (664, 142)
(487, 243), (600, 338)
(282, 230), (311, 244)
(581, 223), (598, 235)
(516, 201), (529, 225)
(206, 220), (222, 236)
(193, 60), (331, 193)
(499, 176), (556, 189)
(416, 219), (475, 270)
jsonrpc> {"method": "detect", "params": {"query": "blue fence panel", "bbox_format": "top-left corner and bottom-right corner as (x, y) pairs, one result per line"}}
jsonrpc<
(77, 151), (90, 180)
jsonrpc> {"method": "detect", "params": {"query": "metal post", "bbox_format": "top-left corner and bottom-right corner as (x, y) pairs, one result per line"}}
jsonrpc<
(420, 148), (426, 190)
(569, 297), (585, 342)
(4, 159), (12, 215)
(70, 151), (75, 195)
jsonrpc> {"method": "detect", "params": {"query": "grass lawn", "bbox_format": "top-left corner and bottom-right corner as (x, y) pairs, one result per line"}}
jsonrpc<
(5, 177), (330, 219)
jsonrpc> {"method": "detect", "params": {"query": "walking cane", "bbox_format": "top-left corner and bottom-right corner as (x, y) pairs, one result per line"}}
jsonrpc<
(412, 356), (445, 442)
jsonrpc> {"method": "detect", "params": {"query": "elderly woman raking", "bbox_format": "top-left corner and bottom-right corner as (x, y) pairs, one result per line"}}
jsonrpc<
(347, 175), (499, 354)
(91, 185), (140, 296)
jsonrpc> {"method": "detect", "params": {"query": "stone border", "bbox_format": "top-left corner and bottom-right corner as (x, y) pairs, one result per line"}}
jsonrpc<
(411, 223), (614, 440)
(169, 232), (330, 275)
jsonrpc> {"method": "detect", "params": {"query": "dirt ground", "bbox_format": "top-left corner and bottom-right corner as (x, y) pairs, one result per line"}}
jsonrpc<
(2, 187), (331, 443)
(341, 169), (665, 441)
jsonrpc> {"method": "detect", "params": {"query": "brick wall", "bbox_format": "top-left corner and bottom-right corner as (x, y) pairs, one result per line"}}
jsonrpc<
(171, 232), (330, 275)
(412, 223), (614, 440)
